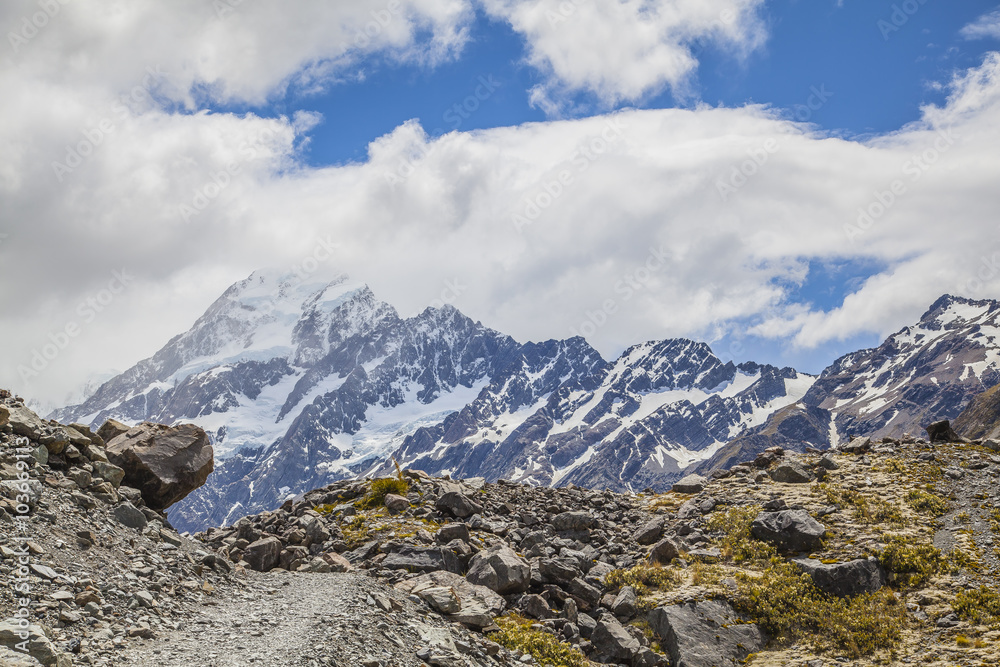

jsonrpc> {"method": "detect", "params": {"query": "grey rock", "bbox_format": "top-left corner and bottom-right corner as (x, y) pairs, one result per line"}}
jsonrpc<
(632, 517), (664, 545)
(792, 558), (886, 598)
(383, 493), (409, 514)
(648, 600), (766, 667)
(552, 511), (596, 531)
(0, 619), (71, 667)
(649, 537), (682, 565)
(383, 547), (462, 574)
(92, 461), (125, 488)
(466, 544), (530, 594)
(770, 462), (814, 484)
(436, 523), (471, 543)
(750, 510), (825, 552)
(113, 501), (148, 530)
(672, 474), (708, 494)
(818, 453), (840, 470)
(244, 536), (282, 572)
(611, 585), (639, 619)
(435, 491), (483, 519)
(591, 614), (641, 664)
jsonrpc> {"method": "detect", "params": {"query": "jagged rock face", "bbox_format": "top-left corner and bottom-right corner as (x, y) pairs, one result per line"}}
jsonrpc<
(698, 295), (1000, 474)
(53, 271), (818, 532)
(808, 295), (1000, 439)
(386, 340), (815, 496)
(954, 383), (1000, 440)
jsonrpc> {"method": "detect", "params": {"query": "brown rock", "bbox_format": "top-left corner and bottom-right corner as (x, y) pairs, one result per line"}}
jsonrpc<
(97, 419), (130, 443)
(105, 422), (214, 510)
(244, 537), (282, 572)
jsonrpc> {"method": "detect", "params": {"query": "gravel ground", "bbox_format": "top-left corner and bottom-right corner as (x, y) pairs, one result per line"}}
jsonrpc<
(118, 571), (513, 667)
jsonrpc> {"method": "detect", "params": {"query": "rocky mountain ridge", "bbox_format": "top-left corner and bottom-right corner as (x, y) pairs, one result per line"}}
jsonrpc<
(53, 270), (818, 532)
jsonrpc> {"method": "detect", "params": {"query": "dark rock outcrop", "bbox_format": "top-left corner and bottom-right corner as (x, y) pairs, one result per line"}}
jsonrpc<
(105, 422), (214, 511)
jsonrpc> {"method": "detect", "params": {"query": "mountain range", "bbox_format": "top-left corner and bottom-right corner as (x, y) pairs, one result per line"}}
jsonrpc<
(53, 272), (1000, 532)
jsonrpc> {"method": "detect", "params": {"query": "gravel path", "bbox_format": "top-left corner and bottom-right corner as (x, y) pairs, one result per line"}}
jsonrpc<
(119, 571), (504, 667)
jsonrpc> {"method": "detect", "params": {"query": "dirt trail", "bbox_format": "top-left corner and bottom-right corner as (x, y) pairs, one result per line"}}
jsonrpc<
(119, 571), (492, 667)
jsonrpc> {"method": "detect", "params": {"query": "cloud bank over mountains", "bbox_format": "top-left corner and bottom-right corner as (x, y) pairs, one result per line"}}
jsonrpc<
(1, 0), (999, 408)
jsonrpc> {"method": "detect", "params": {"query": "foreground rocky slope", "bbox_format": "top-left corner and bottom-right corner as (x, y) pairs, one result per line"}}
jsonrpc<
(188, 428), (1000, 665)
(10, 391), (1000, 665)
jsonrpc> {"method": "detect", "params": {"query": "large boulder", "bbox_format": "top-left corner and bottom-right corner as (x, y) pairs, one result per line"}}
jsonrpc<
(552, 511), (597, 532)
(591, 613), (642, 664)
(435, 491), (483, 519)
(672, 474), (708, 494)
(105, 422), (213, 510)
(769, 462), (814, 484)
(648, 600), (766, 667)
(466, 544), (530, 594)
(244, 537), (282, 572)
(382, 547), (462, 574)
(926, 420), (962, 443)
(792, 558), (886, 598)
(396, 570), (505, 629)
(750, 510), (826, 552)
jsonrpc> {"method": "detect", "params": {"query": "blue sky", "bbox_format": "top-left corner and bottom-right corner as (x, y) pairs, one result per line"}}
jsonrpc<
(4, 0), (1000, 403)
(251, 1), (1000, 167)
(243, 0), (998, 372)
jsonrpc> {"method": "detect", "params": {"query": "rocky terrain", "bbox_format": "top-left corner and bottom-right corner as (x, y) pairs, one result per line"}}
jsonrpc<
(7, 390), (1000, 666)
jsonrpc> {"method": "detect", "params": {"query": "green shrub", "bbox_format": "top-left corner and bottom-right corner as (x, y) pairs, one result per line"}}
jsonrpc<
(818, 484), (906, 526)
(905, 489), (949, 517)
(493, 614), (589, 667)
(704, 506), (776, 564)
(732, 559), (906, 658)
(356, 477), (409, 509)
(953, 587), (1000, 626)
(604, 564), (681, 596)
(878, 536), (944, 587)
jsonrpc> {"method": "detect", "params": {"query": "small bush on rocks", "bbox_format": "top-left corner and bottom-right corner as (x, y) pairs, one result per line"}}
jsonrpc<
(493, 613), (589, 667)
(878, 536), (944, 587)
(905, 489), (949, 517)
(357, 478), (409, 510)
(704, 505), (776, 564)
(732, 559), (906, 658)
(604, 564), (681, 595)
(953, 587), (1000, 627)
